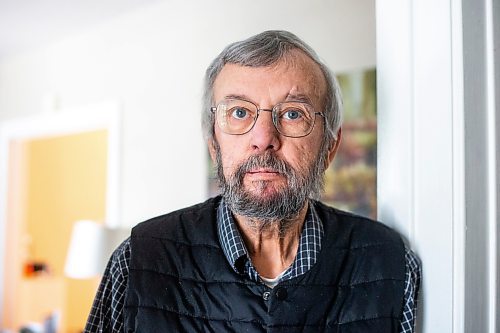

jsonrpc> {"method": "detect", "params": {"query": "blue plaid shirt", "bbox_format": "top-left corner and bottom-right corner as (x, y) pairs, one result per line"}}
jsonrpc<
(217, 198), (324, 283)
(85, 200), (421, 333)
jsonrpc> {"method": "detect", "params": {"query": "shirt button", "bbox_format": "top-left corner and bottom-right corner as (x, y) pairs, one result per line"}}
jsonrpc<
(275, 287), (288, 301)
(262, 291), (271, 301)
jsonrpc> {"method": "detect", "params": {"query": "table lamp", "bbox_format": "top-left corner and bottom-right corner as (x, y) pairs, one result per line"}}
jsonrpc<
(64, 220), (129, 279)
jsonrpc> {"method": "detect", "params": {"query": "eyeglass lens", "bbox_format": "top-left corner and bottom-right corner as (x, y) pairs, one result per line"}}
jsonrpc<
(216, 99), (316, 137)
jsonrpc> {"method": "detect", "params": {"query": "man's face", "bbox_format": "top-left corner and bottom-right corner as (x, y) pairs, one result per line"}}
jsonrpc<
(209, 50), (338, 225)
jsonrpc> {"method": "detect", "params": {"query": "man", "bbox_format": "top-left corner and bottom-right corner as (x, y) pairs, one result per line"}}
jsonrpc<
(85, 30), (420, 332)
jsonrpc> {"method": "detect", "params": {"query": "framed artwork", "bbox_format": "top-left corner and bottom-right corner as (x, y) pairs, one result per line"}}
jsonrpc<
(322, 69), (377, 219)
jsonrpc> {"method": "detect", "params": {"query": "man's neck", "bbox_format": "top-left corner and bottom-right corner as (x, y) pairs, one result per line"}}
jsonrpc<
(233, 201), (309, 279)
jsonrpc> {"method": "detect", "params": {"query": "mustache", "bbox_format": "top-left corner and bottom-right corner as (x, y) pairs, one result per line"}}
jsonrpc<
(233, 152), (294, 180)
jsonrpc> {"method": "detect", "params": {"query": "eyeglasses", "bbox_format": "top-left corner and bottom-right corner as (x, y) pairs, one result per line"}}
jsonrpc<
(211, 98), (325, 138)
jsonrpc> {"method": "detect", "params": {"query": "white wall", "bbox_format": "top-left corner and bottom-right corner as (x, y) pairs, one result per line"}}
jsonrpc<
(377, 0), (499, 331)
(0, 0), (376, 226)
(377, 1), (457, 330)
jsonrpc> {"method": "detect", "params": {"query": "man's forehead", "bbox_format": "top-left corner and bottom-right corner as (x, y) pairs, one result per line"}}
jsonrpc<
(214, 51), (326, 102)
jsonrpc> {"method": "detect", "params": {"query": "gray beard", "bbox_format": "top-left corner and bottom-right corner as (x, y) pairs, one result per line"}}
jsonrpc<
(213, 142), (327, 233)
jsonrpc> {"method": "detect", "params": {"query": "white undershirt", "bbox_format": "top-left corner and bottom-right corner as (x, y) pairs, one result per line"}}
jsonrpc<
(260, 270), (286, 288)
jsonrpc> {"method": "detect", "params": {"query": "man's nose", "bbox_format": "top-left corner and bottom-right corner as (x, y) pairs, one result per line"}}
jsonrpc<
(249, 110), (281, 152)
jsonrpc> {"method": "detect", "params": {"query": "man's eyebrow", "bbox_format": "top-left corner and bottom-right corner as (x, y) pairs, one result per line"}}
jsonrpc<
(223, 94), (252, 101)
(221, 93), (312, 104)
(284, 93), (313, 104)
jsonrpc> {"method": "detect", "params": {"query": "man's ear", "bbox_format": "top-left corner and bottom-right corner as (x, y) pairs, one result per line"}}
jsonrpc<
(207, 137), (217, 163)
(324, 127), (342, 169)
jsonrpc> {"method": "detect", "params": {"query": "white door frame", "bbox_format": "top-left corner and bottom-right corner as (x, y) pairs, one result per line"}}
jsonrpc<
(0, 101), (121, 326)
(376, 0), (498, 331)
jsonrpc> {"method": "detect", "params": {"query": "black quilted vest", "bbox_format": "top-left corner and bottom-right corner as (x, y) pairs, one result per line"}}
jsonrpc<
(124, 197), (406, 332)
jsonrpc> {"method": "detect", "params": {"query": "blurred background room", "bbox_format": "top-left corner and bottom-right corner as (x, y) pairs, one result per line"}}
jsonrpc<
(0, 1), (377, 332)
(0, 0), (498, 332)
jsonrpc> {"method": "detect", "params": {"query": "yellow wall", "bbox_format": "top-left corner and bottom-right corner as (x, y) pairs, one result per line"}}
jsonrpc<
(4, 129), (108, 333)
(25, 130), (108, 275)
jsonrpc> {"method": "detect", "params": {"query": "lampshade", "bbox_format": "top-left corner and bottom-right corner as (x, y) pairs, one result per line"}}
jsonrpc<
(64, 220), (129, 279)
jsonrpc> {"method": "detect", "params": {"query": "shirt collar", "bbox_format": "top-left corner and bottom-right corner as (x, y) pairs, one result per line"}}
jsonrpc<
(217, 200), (248, 273)
(216, 198), (324, 277)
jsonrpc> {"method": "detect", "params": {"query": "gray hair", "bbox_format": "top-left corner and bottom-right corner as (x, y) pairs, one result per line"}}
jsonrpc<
(202, 30), (343, 148)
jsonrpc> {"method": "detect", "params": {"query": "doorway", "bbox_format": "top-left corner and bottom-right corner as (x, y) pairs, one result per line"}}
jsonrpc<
(0, 104), (120, 332)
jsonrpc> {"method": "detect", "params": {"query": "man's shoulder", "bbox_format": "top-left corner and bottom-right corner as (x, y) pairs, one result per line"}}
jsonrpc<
(314, 201), (405, 248)
(131, 196), (221, 242)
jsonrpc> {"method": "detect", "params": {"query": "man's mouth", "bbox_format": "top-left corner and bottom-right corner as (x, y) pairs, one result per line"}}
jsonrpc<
(247, 168), (281, 175)
(244, 168), (285, 183)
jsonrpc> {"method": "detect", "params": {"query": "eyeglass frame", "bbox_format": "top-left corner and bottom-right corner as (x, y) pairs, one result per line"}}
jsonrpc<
(210, 98), (326, 138)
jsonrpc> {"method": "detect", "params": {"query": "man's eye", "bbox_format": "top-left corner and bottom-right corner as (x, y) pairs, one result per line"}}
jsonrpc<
(282, 109), (303, 120)
(231, 107), (249, 119)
